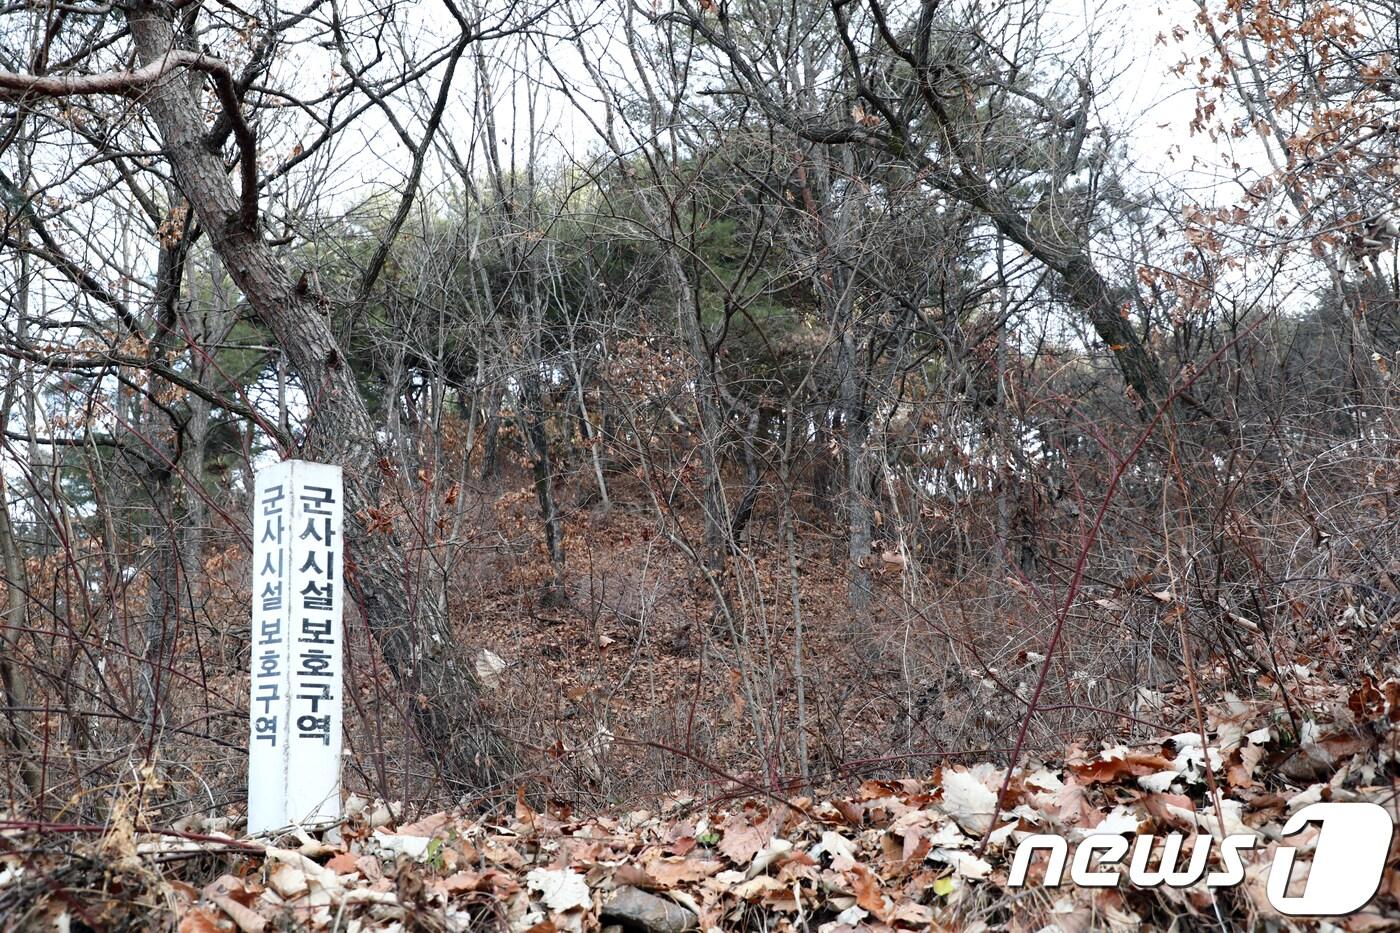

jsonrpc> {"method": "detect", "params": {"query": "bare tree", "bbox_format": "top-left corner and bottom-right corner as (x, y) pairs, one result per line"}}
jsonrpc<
(0, 0), (540, 793)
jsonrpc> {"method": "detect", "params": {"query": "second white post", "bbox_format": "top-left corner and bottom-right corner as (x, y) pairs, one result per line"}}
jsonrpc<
(249, 459), (344, 834)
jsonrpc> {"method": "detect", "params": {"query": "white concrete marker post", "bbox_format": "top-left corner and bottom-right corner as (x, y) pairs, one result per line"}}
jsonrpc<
(249, 460), (344, 834)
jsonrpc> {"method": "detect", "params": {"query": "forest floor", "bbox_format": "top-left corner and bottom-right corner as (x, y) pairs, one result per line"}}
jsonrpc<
(8, 468), (1400, 929)
(3, 663), (1399, 930)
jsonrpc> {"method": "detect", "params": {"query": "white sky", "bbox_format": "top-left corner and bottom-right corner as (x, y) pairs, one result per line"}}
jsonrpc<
(305, 0), (1246, 212)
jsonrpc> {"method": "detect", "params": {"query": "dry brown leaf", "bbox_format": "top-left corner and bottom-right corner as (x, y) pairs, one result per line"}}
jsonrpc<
(483, 839), (526, 869)
(441, 870), (484, 894)
(178, 909), (225, 933)
(777, 851), (819, 885)
(858, 780), (906, 801)
(848, 864), (888, 920)
(211, 896), (267, 933)
(832, 798), (864, 826)
(325, 851), (359, 875)
(732, 874), (787, 900)
(1316, 729), (1375, 762)
(1141, 792), (1198, 832)
(641, 851), (723, 887)
(1348, 675), (1385, 721)
(901, 832), (931, 864)
(397, 811), (451, 837)
(201, 874), (252, 905)
(355, 854), (385, 881)
(266, 863), (308, 900)
(1070, 750), (1176, 784)
(516, 788), (538, 826)
(887, 901), (934, 926)
(1226, 744), (1265, 789)
(814, 831), (858, 872)
(611, 863), (656, 889)
(718, 813), (769, 866)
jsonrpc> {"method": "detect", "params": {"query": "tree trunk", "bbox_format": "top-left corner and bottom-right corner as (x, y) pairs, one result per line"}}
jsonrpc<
(139, 237), (185, 726)
(837, 320), (871, 618)
(570, 354), (610, 510)
(124, 7), (510, 792)
(478, 385), (504, 482)
(522, 372), (567, 605)
(0, 143), (42, 796)
(728, 406), (762, 551)
(0, 380), (41, 796)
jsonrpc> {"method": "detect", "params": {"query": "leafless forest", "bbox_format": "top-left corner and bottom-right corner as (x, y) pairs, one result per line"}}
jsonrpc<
(2, 0), (1400, 927)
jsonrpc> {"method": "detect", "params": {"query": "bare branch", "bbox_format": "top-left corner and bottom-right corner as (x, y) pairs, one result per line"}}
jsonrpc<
(0, 50), (259, 233)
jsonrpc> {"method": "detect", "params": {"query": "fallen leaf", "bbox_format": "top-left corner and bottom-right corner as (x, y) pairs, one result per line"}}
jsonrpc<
(1071, 749), (1176, 785)
(812, 831), (858, 871)
(1349, 675), (1385, 721)
(747, 837), (793, 877)
(732, 874), (786, 900)
(1075, 804), (1143, 838)
(211, 895), (267, 933)
(641, 851), (722, 887)
(848, 864), (887, 920)
(178, 909), (224, 933)
(526, 867), (591, 912)
(888, 901), (935, 925)
(326, 851), (359, 875)
(718, 813), (770, 866)
(372, 830), (431, 859)
(441, 870), (484, 894)
(267, 863), (308, 899)
(475, 649), (507, 688)
(397, 811), (451, 837)
(940, 769), (998, 834)
(930, 848), (992, 879)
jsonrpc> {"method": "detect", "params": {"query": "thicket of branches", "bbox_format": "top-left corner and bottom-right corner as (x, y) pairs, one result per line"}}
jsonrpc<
(0, 0), (1398, 822)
